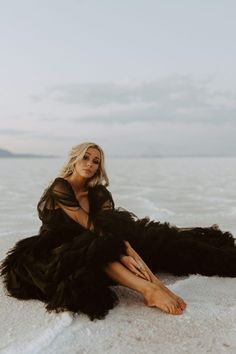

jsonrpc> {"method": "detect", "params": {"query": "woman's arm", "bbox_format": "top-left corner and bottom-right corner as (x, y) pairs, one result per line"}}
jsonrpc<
(123, 240), (159, 283)
(119, 254), (152, 281)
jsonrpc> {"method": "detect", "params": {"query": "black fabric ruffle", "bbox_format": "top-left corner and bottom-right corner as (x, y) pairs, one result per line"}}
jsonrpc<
(0, 216), (128, 321)
(1, 204), (236, 321)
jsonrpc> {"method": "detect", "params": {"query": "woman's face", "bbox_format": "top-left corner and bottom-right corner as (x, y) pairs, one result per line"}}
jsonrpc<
(75, 147), (101, 179)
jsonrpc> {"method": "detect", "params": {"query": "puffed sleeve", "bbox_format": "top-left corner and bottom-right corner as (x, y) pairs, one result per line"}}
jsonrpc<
(90, 184), (138, 246)
(89, 184), (114, 215)
(37, 178), (93, 230)
(80, 185), (128, 266)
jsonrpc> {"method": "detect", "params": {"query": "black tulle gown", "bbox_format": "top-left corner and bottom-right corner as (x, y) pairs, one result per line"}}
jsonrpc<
(1, 177), (236, 321)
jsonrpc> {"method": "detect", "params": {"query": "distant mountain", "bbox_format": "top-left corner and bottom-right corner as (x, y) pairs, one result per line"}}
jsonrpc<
(0, 148), (58, 158)
(0, 148), (14, 157)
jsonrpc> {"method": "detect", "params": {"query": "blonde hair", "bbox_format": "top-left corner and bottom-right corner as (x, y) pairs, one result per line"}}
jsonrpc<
(58, 142), (109, 187)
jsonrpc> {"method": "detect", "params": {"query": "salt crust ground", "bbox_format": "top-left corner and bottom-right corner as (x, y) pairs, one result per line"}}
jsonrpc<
(1, 235), (236, 354)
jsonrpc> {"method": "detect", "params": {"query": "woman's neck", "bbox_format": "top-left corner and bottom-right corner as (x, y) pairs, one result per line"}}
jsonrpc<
(66, 173), (88, 192)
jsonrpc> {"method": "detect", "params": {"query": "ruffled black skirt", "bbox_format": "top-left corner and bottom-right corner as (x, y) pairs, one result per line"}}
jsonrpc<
(0, 212), (128, 321)
(1, 208), (236, 321)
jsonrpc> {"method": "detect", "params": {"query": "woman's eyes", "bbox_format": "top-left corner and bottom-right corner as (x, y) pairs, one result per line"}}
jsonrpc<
(83, 155), (99, 164)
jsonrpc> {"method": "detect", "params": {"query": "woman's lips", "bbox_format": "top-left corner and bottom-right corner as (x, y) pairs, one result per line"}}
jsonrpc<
(84, 169), (91, 173)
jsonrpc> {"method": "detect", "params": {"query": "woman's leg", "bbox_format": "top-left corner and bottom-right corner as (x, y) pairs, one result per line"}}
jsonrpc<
(103, 261), (186, 315)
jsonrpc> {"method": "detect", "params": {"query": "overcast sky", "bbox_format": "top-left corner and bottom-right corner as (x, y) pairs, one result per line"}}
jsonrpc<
(0, 0), (235, 157)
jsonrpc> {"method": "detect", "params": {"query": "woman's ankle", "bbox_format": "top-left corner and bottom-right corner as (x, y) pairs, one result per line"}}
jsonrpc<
(141, 281), (160, 296)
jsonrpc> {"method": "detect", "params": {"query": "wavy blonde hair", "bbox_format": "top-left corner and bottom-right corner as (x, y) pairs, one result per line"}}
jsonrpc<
(57, 142), (109, 187)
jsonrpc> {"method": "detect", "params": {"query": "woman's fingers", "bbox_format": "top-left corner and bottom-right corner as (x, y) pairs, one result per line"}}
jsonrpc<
(121, 256), (144, 278)
(136, 263), (152, 281)
(141, 269), (152, 281)
(130, 259), (151, 280)
(133, 259), (152, 281)
(130, 263), (147, 278)
(121, 255), (151, 281)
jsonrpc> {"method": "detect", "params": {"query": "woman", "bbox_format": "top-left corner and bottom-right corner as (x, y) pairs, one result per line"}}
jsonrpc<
(1, 142), (235, 320)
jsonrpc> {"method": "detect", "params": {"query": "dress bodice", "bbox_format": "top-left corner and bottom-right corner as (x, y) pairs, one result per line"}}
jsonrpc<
(36, 177), (115, 244)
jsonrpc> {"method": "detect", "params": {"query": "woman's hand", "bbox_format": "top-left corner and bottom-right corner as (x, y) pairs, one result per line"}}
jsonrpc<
(120, 255), (152, 281)
(123, 241), (156, 282)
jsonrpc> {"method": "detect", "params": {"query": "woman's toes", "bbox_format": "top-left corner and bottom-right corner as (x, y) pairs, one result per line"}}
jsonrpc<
(168, 304), (175, 314)
(174, 307), (181, 315)
(175, 306), (183, 315)
(179, 301), (185, 310)
(176, 297), (186, 310)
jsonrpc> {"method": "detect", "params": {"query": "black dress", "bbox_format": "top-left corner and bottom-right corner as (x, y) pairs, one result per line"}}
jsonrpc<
(1, 177), (236, 321)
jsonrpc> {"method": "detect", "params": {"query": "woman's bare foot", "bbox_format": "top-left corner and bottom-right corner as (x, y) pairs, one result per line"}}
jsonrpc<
(160, 286), (186, 311)
(160, 285), (187, 311)
(151, 278), (187, 311)
(143, 283), (185, 315)
(124, 241), (187, 311)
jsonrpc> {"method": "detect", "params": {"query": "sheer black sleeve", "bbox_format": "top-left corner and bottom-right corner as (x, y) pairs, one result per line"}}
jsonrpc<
(90, 184), (137, 247)
(37, 178), (92, 230)
(89, 184), (114, 216)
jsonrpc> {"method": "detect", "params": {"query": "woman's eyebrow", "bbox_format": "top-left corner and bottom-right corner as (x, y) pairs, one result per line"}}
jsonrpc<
(85, 152), (100, 160)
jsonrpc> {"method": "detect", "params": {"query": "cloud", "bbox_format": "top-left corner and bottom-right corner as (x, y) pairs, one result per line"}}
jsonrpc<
(32, 75), (236, 125)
